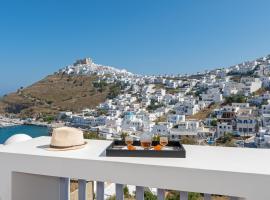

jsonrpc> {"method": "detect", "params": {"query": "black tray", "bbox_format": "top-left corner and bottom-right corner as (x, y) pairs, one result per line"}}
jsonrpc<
(106, 140), (186, 158)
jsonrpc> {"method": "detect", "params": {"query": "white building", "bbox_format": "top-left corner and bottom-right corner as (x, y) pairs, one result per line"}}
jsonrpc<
(255, 128), (270, 148)
(223, 83), (239, 97)
(261, 104), (270, 128)
(262, 104), (270, 114)
(121, 112), (144, 132)
(167, 114), (185, 125)
(155, 89), (166, 96)
(201, 90), (223, 103)
(231, 103), (250, 109)
(69, 115), (108, 127)
(174, 103), (200, 116)
(236, 115), (257, 136)
(151, 123), (171, 135)
(262, 114), (270, 128)
(142, 85), (155, 95)
(216, 122), (233, 137)
(240, 77), (262, 95)
(170, 120), (203, 140)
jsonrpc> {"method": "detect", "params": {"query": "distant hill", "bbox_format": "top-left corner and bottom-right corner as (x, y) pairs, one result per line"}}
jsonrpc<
(0, 57), (131, 118)
(0, 74), (115, 118)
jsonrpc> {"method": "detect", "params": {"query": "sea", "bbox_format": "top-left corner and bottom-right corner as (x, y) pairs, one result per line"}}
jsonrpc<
(0, 125), (49, 144)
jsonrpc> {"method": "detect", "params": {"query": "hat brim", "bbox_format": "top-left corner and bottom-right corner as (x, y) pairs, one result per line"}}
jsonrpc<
(45, 141), (87, 151)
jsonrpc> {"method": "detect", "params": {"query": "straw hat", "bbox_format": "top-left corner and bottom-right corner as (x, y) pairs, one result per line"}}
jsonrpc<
(48, 127), (87, 151)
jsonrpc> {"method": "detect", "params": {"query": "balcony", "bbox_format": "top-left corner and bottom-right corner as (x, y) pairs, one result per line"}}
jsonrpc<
(0, 136), (269, 200)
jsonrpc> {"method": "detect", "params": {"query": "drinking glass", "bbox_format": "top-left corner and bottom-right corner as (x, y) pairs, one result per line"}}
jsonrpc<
(125, 136), (133, 146)
(140, 132), (152, 150)
(160, 136), (168, 147)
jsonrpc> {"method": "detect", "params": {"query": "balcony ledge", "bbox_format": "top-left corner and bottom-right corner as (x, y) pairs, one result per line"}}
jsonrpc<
(0, 136), (270, 200)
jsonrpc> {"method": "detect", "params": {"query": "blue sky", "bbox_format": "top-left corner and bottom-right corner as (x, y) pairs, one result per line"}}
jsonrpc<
(1, 0), (270, 95)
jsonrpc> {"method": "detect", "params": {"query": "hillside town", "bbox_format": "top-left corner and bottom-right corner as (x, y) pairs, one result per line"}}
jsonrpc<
(2, 2), (270, 200)
(52, 55), (270, 148)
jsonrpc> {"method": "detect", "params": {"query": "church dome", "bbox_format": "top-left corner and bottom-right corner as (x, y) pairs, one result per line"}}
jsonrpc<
(4, 134), (32, 145)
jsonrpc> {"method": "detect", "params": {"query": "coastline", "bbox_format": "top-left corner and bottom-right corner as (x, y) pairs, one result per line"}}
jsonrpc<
(0, 115), (64, 129)
(0, 116), (23, 128)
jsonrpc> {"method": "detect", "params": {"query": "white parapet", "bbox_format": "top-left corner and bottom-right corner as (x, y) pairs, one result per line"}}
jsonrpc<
(0, 136), (270, 200)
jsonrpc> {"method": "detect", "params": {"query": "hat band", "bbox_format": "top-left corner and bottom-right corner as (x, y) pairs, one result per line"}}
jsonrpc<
(50, 142), (86, 149)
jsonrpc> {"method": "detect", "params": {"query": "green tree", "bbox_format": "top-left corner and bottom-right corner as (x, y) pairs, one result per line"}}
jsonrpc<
(225, 95), (246, 104)
(83, 131), (102, 140)
(107, 82), (122, 99)
(120, 132), (129, 140)
(124, 185), (131, 198)
(166, 191), (179, 200)
(166, 191), (202, 200)
(260, 99), (269, 108)
(152, 135), (160, 141)
(217, 133), (233, 144)
(93, 80), (108, 93)
(107, 195), (116, 200)
(210, 119), (217, 126)
(147, 99), (165, 111)
(144, 191), (157, 200)
(97, 108), (108, 116)
(216, 133), (236, 147)
(43, 115), (55, 124)
(188, 192), (202, 200)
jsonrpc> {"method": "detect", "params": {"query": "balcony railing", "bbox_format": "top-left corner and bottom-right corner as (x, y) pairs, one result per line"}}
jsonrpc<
(59, 178), (240, 200)
(0, 136), (270, 200)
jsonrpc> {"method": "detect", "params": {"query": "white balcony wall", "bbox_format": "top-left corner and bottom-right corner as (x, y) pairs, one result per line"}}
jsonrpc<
(1, 137), (270, 200)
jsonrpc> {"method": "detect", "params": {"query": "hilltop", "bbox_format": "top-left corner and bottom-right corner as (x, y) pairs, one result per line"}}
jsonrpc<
(0, 74), (118, 118)
(58, 58), (133, 76)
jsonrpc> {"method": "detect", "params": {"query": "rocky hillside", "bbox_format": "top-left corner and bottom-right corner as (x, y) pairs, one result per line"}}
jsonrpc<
(0, 74), (115, 118)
